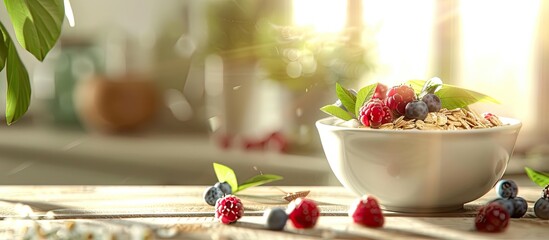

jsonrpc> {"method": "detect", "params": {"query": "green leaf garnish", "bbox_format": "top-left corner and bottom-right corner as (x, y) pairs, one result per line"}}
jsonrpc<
(4, 0), (65, 61)
(525, 167), (549, 187)
(236, 174), (283, 193)
(213, 163), (238, 192)
(335, 82), (356, 117)
(354, 83), (378, 117)
(213, 163), (283, 194)
(406, 80), (499, 109)
(320, 105), (354, 121)
(420, 77), (443, 98)
(436, 86), (500, 109)
(407, 79), (425, 93)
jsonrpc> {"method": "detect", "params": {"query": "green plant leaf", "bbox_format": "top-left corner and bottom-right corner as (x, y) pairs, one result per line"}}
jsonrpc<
(320, 105), (353, 121)
(236, 174), (283, 193)
(354, 83), (378, 117)
(0, 23), (31, 125)
(525, 167), (549, 187)
(335, 82), (356, 117)
(213, 163), (238, 192)
(4, 0), (64, 61)
(0, 28), (7, 71)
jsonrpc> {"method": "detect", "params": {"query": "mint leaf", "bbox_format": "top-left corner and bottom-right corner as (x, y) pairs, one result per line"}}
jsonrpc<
(213, 163), (238, 192)
(525, 167), (549, 187)
(406, 80), (499, 109)
(335, 82), (356, 117)
(236, 174), (283, 193)
(320, 105), (353, 121)
(354, 83), (378, 117)
(420, 77), (442, 97)
(436, 85), (500, 109)
(407, 80), (425, 93)
(4, 0), (64, 61)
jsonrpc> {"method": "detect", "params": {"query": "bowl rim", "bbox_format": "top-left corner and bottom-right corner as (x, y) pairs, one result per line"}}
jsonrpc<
(316, 116), (522, 134)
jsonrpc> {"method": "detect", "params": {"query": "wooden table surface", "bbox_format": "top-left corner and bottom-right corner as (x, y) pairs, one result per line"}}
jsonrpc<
(0, 184), (547, 239)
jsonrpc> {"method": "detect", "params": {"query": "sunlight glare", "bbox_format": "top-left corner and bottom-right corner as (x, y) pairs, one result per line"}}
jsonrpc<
(293, 0), (347, 33)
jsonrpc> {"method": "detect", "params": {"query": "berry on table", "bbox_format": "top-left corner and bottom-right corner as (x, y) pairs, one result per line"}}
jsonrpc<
(349, 195), (384, 228)
(404, 100), (428, 120)
(475, 203), (510, 233)
(264, 208), (288, 231)
(359, 99), (393, 128)
(495, 179), (518, 199)
(373, 83), (388, 100)
(421, 93), (441, 112)
(203, 186), (224, 206)
(287, 198), (320, 229)
(386, 84), (416, 117)
(214, 181), (232, 195)
(490, 198), (514, 216)
(215, 195), (244, 224)
(511, 197), (528, 218)
(534, 197), (549, 220)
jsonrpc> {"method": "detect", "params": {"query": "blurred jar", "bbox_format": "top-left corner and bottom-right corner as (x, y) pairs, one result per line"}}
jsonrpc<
(74, 74), (159, 133)
(51, 39), (105, 127)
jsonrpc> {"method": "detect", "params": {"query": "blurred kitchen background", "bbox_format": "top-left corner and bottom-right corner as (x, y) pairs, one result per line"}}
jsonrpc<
(0, 0), (548, 185)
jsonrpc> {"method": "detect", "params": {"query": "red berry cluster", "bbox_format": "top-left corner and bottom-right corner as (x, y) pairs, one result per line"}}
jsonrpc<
(359, 83), (418, 128)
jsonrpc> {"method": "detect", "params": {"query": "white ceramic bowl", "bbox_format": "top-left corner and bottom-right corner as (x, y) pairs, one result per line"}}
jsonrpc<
(316, 117), (522, 212)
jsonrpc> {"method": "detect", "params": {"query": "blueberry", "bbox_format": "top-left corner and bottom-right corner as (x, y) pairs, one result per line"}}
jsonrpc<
(214, 181), (232, 195)
(203, 186), (224, 206)
(421, 93), (441, 112)
(490, 198), (514, 216)
(495, 179), (518, 199)
(404, 100), (428, 120)
(264, 208), (288, 230)
(534, 198), (549, 219)
(511, 197), (528, 218)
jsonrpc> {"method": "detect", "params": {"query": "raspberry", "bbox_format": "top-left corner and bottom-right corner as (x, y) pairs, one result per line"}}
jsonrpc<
(287, 198), (320, 229)
(421, 93), (441, 112)
(475, 203), (510, 233)
(495, 179), (518, 199)
(349, 196), (384, 228)
(215, 195), (244, 224)
(372, 83), (388, 100)
(404, 100), (428, 120)
(386, 84), (417, 117)
(264, 208), (288, 230)
(483, 112), (495, 120)
(214, 182), (232, 195)
(203, 186), (224, 206)
(359, 99), (393, 128)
